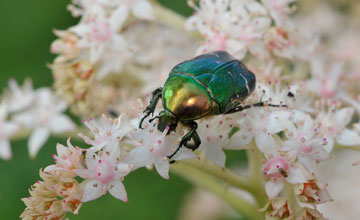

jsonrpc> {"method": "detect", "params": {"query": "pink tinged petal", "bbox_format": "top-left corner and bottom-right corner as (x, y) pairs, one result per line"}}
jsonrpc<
(50, 115), (76, 134)
(82, 179), (104, 202)
(0, 140), (12, 160)
(206, 145), (226, 167)
(28, 127), (50, 158)
(132, 0), (155, 20)
(154, 158), (170, 179)
(336, 129), (360, 146)
(172, 147), (197, 161)
(265, 179), (284, 199)
(108, 180), (128, 202)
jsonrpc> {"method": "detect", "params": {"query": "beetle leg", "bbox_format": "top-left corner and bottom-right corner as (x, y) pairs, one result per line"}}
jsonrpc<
(139, 87), (163, 129)
(225, 101), (287, 114)
(184, 130), (201, 151)
(168, 121), (199, 159)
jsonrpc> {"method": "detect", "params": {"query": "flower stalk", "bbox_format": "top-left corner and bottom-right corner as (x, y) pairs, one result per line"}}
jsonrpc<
(171, 162), (264, 220)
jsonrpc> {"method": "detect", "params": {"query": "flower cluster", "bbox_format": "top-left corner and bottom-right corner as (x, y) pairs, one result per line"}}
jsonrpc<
(50, 0), (196, 117)
(16, 0), (360, 219)
(0, 79), (75, 159)
(186, 0), (298, 60)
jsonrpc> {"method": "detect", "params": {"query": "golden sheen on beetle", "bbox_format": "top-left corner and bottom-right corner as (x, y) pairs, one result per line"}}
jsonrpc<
(139, 51), (286, 159)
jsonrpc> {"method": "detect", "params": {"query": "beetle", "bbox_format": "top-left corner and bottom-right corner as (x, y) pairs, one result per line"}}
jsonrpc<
(139, 51), (285, 158)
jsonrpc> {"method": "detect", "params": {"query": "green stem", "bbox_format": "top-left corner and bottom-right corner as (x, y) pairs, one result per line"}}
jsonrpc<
(180, 158), (254, 193)
(152, 2), (202, 39)
(247, 141), (267, 206)
(171, 163), (264, 220)
(334, 143), (360, 151)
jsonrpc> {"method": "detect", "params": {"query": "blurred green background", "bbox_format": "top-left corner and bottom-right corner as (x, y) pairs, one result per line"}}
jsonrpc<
(0, 1), (248, 219)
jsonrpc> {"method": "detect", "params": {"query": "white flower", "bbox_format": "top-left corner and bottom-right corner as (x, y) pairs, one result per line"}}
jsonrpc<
(263, 153), (310, 199)
(260, 197), (293, 219)
(307, 57), (345, 100)
(45, 138), (83, 172)
(2, 78), (35, 113)
(283, 111), (329, 168)
(294, 178), (332, 204)
(186, 0), (271, 60)
(315, 105), (354, 152)
(0, 104), (19, 160)
(14, 88), (75, 158)
(125, 121), (196, 179)
(79, 114), (133, 152)
(99, 0), (155, 20)
(261, 0), (296, 27)
(233, 106), (291, 155)
(77, 146), (133, 202)
(197, 115), (238, 167)
(71, 5), (129, 63)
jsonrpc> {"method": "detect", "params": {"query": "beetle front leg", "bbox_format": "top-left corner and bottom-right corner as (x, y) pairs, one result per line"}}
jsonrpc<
(139, 87), (163, 129)
(224, 101), (287, 114)
(168, 121), (199, 159)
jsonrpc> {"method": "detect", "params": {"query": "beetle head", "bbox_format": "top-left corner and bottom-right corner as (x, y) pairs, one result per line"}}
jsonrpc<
(158, 110), (178, 133)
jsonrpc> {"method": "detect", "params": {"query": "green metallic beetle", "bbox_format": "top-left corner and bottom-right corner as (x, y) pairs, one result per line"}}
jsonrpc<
(139, 51), (284, 158)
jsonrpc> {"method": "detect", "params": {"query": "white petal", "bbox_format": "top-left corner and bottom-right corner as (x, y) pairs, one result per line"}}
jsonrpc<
(109, 5), (128, 31)
(114, 163), (133, 178)
(28, 127), (50, 158)
(287, 165), (309, 184)
(336, 107), (354, 126)
(255, 134), (278, 158)
(50, 115), (76, 134)
(323, 136), (334, 153)
(132, 0), (154, 20)
(172, 147), (197, 161)
(154, 158), (170, 179)
(1, 121), (19, 137)
(206, 145), (226, 167)
(108, 180), (128, 202)
(82, 179), (104, 202)
(337, 129), (360, 146)
(0, 140), (12, 160)
(124, 147), (153, 168)
(267, 111), (292, 134)
(265, 180), (284, 199)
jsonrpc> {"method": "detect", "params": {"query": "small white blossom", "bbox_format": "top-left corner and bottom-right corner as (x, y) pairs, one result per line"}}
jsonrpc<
(125, 121), (196, 179)
(2, 78), (35, 113)
(197, 115), (238, 167)
(77, 145), (133, 202)
(315, 104), (354, 153)
(0, 104), (19, 160)
(14, 88), (75, 158)
(79, 114), (133, 152)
